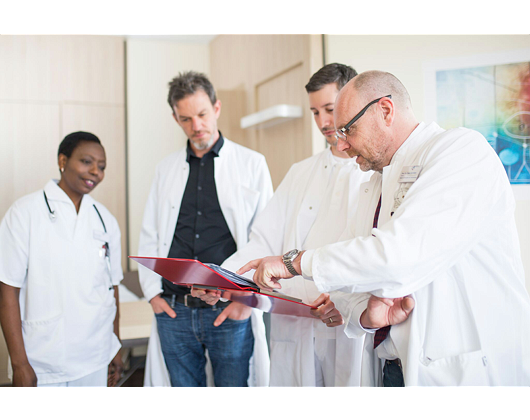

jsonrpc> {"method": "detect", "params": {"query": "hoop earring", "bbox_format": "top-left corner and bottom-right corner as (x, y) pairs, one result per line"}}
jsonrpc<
(60, 167), (64, 173)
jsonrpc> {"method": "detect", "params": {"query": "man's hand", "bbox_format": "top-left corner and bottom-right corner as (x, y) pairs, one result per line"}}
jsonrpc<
(309, 293), (344, 328)
(150, 294), (176, 318)
(360, 295), (415, 330)
(191, 287), (222, 305)
(238, 255), (299, 290)
(213, 302), (252, 327)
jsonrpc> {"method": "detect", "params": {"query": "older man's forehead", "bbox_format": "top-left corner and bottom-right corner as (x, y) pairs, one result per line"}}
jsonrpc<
(334, 89), (361, 126)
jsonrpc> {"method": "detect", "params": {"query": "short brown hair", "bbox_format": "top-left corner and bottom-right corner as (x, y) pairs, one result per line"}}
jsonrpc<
(167, 71), (217, 110)
(305, 63), (358, 93)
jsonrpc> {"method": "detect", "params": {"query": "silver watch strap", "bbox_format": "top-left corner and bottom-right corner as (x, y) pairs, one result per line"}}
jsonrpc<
(283, 253), (300, 276)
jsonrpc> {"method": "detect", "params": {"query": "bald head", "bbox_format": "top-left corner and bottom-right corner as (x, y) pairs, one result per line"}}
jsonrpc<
(334, 70), (419, 172)
(350, 71), (412, 112)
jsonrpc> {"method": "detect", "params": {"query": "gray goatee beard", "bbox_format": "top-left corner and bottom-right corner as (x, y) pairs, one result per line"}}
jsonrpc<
(190, 132), (215, 150)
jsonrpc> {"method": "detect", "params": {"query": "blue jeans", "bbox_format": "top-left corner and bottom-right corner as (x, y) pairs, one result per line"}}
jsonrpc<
(156, 301), (254, 387)
(383, 359), (405, 387)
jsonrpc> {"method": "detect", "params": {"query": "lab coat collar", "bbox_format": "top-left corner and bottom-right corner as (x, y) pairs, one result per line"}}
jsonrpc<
(44, 179), (95, 209)
(44, 179), (75, 204)
(388, 122), (427, 167)
(381, 122), (427, 180)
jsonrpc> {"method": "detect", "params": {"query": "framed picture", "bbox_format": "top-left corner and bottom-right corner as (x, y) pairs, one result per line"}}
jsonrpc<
(424, 49), (530, 195)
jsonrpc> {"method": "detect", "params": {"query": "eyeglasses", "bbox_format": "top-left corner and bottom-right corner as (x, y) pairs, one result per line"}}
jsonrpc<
(335, 95), (392, 141)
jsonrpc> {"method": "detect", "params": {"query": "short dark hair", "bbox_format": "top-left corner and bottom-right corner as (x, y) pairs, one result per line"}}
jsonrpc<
(167, 71), (217, 110)
(58, 131), (101, 158)
(305, 63), (358, 93)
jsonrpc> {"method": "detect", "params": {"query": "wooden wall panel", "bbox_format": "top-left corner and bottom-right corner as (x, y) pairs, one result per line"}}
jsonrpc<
(0, 103), (61, 217)
(256, 64), (306, 187)
(210, 35), (323, 189)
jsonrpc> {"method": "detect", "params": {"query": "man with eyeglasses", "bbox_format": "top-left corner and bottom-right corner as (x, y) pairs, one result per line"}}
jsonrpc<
(240, 70), (530, 386)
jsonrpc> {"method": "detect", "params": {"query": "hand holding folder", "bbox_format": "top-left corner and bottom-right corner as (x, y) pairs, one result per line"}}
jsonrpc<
(130, 256), (317, 318)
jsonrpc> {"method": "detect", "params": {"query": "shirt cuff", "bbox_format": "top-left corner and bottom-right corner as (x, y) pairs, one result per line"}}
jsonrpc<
(301, 249), (315, 280)
(343, 298), (375, 338)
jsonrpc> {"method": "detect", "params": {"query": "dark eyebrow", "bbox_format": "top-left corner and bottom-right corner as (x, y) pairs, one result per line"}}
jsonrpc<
(310, 103), (335, 111)
(178, 108), (208, 119)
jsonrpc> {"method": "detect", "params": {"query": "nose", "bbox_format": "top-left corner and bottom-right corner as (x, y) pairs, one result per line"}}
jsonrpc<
(88, 162), (101, 178)
(191, 117), (202, 132)
(315, 114), (332, 131)
(336, 137), (350, 152)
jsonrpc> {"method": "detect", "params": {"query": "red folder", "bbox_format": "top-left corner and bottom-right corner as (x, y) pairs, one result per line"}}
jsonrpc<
(130, 256), (317, 318)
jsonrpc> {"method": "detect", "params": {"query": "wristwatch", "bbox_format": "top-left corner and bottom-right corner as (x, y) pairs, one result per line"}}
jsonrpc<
(282, 249), (301, 276)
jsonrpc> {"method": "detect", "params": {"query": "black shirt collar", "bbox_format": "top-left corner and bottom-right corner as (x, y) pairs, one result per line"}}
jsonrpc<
(186, 131), (225, 162)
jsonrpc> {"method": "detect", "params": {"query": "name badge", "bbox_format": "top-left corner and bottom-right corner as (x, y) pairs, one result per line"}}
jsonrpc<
(398, 165), (422, 183)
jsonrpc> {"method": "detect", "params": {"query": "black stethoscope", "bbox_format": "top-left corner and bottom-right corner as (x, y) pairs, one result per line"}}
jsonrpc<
(43, 190), (113, 290)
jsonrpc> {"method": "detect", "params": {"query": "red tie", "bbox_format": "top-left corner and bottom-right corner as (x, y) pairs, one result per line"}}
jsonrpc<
(372, 195), (391, 348)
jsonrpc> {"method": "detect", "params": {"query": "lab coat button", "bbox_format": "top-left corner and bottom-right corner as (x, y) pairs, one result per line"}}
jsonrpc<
(198, 186), (202, 191)
(197, 211), (202, 216)
(195, 234), (200, 239)
(365, 189), (369, 193)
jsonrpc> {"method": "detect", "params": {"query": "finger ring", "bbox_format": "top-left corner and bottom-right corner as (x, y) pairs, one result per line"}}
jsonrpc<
(328, 317), (333, 324)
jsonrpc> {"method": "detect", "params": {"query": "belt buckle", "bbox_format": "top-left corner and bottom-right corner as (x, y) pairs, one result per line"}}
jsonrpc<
(184, 294), (189, 307)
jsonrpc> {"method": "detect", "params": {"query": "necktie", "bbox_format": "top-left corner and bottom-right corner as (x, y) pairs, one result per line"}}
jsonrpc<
(372, 194), (391, 349)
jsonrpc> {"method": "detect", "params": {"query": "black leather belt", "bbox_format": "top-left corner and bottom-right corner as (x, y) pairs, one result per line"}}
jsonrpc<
(173, 293), (231, 309)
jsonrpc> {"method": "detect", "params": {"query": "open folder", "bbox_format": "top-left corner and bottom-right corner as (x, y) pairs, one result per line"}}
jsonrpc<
(129, 256), (317, 318)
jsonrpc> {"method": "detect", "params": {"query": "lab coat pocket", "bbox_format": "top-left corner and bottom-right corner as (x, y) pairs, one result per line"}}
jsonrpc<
(93, 241), (113, 303)
(22, 314), (65, 375)
(240, 185), (260, 220)
(418, 349), (490, 386)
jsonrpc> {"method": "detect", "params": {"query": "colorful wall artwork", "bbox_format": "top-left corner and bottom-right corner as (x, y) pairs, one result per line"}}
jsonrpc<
(435, 61), (530, 184)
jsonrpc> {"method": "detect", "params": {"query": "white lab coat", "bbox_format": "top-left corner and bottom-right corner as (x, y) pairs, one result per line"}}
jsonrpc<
(302, 122), (530, 386)
(138, 137), (273, 387)
(0, 180), (123, 385)
(222, 149), (372, 386)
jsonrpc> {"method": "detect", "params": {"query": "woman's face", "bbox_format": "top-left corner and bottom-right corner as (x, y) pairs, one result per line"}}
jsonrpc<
(58, 141), (106, 198)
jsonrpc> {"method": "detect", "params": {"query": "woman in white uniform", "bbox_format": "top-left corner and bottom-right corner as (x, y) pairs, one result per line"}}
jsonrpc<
(0, 131), (124, 387)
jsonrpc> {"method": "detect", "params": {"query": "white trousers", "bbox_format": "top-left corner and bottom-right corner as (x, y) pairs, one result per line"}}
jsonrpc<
(38, 366), (108, 387)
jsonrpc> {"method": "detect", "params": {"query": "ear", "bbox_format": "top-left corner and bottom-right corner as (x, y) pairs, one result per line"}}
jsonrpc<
(380, 97), (395, 127)
(58, 154), (67, 172)
(213, 100), (221, 119)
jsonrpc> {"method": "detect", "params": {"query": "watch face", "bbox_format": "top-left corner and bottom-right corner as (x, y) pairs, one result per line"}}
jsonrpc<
(284, 249), (298, 259)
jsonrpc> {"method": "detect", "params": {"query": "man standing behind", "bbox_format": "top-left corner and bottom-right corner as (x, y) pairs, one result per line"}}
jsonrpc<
(195, 64), (373, 386)
(138, 71), (273, 387)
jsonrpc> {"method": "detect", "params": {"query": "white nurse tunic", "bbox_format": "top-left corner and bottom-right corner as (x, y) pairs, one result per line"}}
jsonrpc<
(0, 180), (123, 385)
